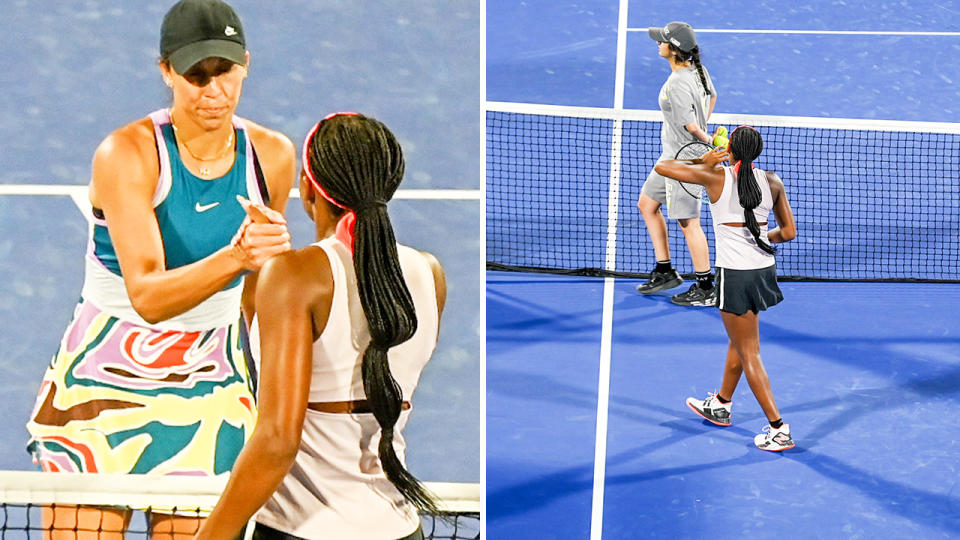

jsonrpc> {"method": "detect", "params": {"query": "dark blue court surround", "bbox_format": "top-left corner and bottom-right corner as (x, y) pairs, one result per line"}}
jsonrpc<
(488, 0), (960, 537)
(489, 272), (960, 538)
(487, 274), (606, 539)
(488, 0), (960, 122)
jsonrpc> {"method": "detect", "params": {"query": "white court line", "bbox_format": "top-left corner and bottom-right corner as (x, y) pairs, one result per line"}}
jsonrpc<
(589, 2), (630, 539)
(0, 185), (479, 219)
(590, 278), (616, 540)
(486, 101), (960, 134)
(391, 189), (481, 200)
(627, 28), (960, 36)
(0, 185), (91, 196)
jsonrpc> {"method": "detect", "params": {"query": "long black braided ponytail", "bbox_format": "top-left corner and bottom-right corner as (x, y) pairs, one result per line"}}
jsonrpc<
(671, 44), (712, 96)
(729, 126), (776, 255)
(305, 113), (438, 514)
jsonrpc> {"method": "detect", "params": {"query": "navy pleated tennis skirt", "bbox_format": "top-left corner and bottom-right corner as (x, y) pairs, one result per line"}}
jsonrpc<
(715, 265), (784, 315)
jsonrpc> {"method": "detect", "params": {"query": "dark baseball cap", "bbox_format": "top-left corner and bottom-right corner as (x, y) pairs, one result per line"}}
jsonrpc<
(648, 21), (697, 53)
(160, 0), (246, 74)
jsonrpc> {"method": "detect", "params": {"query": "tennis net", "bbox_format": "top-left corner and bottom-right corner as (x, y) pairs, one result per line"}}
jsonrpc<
(487, 102), (960, 282)
(0, 471), (480, 539)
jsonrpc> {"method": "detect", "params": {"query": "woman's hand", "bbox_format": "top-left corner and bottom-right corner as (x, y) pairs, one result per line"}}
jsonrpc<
(699, 146), (729, 168)
(231, 197), (292, 270)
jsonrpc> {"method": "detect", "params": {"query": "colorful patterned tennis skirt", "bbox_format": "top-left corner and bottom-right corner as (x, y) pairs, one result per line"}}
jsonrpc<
(26, 299), (257, 475)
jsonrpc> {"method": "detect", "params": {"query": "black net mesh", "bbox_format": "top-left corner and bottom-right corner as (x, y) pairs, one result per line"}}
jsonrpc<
(487, 109), (960, 282)
(0, 503), (480, 539)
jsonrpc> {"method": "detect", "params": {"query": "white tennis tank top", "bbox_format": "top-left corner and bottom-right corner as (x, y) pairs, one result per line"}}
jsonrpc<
(710, 165), (776, 270)
(252, 236), (439, 539)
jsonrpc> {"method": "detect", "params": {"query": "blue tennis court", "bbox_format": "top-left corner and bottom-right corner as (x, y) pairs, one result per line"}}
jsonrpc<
(487, 0), (960, 538)
(488, 273), (960, 538)
(0, 0), (481, 489)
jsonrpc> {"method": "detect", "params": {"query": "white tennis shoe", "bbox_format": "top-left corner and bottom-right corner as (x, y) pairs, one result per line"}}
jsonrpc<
(754, 424), (795, 452)
(685, 392), (732, 426)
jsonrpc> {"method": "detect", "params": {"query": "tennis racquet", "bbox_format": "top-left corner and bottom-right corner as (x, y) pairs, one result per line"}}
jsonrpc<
(673, 141), (715, 202)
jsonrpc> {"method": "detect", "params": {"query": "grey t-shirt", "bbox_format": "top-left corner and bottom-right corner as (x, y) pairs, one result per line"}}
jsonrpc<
(657, 65), (716, 160)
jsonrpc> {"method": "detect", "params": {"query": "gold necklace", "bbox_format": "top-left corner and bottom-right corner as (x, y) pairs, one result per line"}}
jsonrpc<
(170, 116), (235, 177)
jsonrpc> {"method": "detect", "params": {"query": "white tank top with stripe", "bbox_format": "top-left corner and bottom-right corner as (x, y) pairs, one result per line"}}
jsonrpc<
(252, 236), (439, 539)
(710, 165), (775, 270)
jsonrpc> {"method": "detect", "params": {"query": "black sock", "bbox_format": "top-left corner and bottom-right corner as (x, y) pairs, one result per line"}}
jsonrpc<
(655, 260), (672, 273)
(716, 394), (731, 404)
(769, 418), (784, 429)
(696, 271), (713, 290)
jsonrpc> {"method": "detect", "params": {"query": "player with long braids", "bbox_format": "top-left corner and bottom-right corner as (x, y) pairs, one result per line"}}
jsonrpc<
(637, 21), (722, 307)
(197, 113), (445, 539)
(653, 126), (798, 452)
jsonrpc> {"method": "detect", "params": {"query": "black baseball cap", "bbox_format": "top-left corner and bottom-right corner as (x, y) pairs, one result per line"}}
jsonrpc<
(160, 0), (246, 74)
(648, 21), (697, 53)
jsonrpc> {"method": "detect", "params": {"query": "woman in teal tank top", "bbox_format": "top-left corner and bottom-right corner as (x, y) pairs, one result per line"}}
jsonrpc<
(25, 0), (296, 536)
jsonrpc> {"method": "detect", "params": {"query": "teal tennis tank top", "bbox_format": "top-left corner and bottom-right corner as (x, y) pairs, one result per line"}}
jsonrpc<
(90, 109), (269, 290)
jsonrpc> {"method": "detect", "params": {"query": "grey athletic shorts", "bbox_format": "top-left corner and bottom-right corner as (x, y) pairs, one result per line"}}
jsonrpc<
(715, 265), (784, 315)
(640, 166), (703, 220)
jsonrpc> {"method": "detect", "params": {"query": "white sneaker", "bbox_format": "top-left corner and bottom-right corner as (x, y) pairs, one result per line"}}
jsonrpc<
(754, 424), (795, 451)
(685, 392), (732, 426)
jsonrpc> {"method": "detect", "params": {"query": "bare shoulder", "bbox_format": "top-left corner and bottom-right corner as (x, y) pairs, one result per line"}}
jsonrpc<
(417, 249), (446, 315)
(243, 119), (296, 164)
(90, 117), (159, 205)
(418, 250), (445, 275)
(94, 117), (157, 171)
(258, 246), (333, 308)
(764, 170), (784, 187)
(764, 170), (785, 198)
(241, 119), (295, 207)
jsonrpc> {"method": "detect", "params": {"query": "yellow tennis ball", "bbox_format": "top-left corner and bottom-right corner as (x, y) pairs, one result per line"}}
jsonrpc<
(712, 126), (729, 148)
